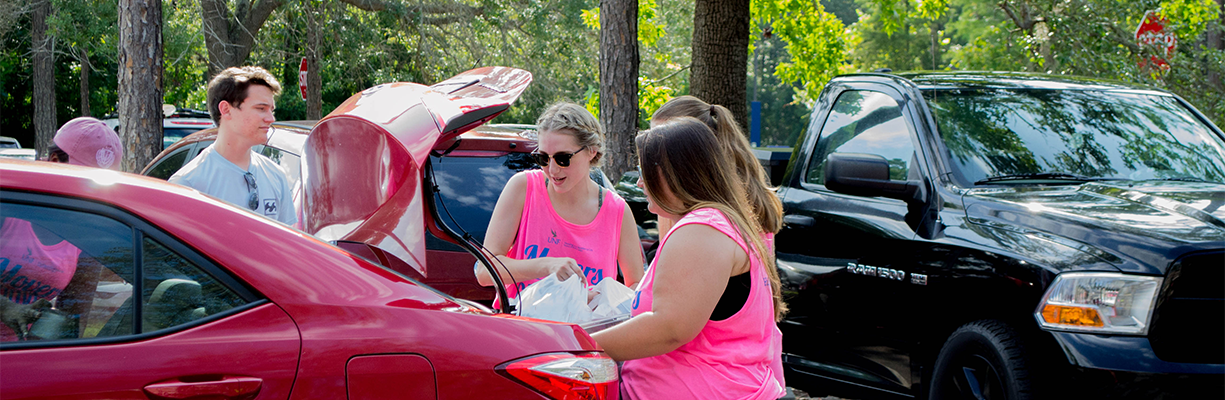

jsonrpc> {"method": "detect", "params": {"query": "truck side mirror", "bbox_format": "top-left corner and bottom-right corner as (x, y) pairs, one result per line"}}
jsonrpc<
(824, 153), (922, 202)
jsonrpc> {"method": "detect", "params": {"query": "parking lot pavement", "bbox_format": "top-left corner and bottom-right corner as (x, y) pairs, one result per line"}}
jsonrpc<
(791, 388), (853, 400)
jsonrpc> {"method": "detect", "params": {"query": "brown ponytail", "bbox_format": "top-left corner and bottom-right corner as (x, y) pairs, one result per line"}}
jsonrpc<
(651, 96), (784, 234)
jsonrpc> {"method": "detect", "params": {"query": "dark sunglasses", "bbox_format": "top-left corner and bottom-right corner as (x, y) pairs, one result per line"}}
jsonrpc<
(530, 146), (586, 168)
(243, 172), (258, 211)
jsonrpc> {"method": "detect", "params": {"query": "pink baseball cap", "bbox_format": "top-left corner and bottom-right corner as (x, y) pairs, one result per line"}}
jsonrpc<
(54, 117), (123, 170)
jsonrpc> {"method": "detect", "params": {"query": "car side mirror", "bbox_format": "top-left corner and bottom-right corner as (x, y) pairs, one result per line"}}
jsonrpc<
(824, 153), (923, 202)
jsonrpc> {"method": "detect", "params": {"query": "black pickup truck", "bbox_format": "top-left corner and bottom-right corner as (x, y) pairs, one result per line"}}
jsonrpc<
(772, 72), (1225, 400)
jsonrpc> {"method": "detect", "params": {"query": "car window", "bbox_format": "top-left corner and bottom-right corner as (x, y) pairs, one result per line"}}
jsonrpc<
(140, 238), (245, 332)
(806, 90), (915, 185)
(262, 146), (302, 191)
(162, 128), (204, 150)
(430, 152), (536, 245)
(0, 200), (251, 344)
(146, 146), (192, 180)
(0, 203), (135, 342)
(923, 89), (1225, 185)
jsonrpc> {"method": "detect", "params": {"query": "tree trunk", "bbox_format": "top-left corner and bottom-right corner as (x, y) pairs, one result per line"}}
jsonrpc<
(32, 0), (56, 160)
(78, 48), (91, 117)
(305, 0), (322, 119)
(690, 0), (750, 134)
(599, 0), (638, 182)
(118, 0), (164, 172)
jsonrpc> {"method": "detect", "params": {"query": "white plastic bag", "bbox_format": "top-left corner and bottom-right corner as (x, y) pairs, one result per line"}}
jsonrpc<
(588, 279), (634, 319)
(517, 274), (592, 323)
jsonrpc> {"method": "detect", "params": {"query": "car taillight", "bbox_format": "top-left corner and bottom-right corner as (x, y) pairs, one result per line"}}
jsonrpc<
(497, 352), (619, 400)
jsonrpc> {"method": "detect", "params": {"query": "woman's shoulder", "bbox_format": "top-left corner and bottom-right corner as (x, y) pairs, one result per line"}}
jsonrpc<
(601, 185), (629, 207)
(677, 208), (738, 236)
(505, 170), (541, 189)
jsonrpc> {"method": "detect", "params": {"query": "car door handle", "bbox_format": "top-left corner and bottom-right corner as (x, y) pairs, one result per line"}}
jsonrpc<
(783, 214), (815, 228)
(144, 375), (262, 400)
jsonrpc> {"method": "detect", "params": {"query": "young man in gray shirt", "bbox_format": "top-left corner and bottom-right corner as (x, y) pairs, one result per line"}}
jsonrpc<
(170, 66), (296, 226)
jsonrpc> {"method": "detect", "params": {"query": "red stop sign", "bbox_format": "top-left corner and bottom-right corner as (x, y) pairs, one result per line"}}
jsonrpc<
(299, 57), (308, 101)
(1135, 10), (1176, 69)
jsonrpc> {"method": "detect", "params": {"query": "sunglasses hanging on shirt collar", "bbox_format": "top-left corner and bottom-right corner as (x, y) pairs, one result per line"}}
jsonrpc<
(244, 172), (258, 211)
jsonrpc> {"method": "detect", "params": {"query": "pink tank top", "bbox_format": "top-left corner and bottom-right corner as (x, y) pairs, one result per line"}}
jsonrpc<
(622, 208), (783, 400)
(0, 218), (81, 341)
(503, 170), (627, 301)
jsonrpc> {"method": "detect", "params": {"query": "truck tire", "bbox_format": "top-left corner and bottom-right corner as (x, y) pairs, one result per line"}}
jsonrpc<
(929, 320), (1033, 400)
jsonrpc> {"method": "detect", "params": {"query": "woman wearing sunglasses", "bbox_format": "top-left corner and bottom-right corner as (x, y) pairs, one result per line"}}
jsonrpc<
(476, 102), (644, 309)
(591, 118), (786, 400)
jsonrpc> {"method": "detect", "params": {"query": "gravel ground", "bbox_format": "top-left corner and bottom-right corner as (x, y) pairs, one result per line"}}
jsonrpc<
(791, 388), (852, 400)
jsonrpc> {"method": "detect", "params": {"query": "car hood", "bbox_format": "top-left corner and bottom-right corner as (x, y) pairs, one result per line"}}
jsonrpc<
(963, 181), (1225, 275)
(302, 67), (531, 276)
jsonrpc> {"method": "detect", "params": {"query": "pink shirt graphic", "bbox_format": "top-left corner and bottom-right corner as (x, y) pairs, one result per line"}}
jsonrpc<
(0, 218), (81, 341)
(502, 170), (627, 304)
(623, 208), (784, 400)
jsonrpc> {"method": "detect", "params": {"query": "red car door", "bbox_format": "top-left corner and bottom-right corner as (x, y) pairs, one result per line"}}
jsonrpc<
(1, 305), (300, 399)
(0, 195), (301, 399)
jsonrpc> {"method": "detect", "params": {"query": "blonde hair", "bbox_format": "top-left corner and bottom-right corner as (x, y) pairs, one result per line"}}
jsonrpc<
(636, 118), (788, 321)
(651, 96), (783, 234)
(536, 102), (604, 166)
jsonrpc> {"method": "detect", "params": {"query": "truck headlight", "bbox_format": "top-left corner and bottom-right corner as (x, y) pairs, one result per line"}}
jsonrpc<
(1035, 272), (1162, 335)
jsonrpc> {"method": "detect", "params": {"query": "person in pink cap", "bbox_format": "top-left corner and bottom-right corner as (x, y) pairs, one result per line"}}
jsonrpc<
(45, 117), (124, 170)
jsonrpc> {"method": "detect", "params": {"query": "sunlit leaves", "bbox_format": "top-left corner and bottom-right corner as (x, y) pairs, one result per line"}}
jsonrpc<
(638, 75), (675, 117)
(1159, 0), (1220, 40)
(580, 0), (666, 48)
(915, 0), (948, 19)
(752, 0), (849, 101)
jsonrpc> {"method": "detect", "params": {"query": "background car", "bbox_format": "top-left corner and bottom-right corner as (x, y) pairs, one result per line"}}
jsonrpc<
(0, 148), (35, 160)
(0, 136), (19, 148)
(104, 106), (216, 150)
(0, 159), (619, 399)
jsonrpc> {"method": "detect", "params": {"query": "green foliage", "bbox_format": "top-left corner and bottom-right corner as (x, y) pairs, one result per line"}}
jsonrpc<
(944, 0), (1027, 70)
(638, 76), (675, 119)
(638, 0), (666, 47)
(163, 0), (208, 110)
(846, 2), (933, 71)
(915, 0), (949, 19)
(1160, 0), (1220, 40)
(749, 36), (813, 146)
(752, 0), (850, 102)
(580, 0), (667, 47)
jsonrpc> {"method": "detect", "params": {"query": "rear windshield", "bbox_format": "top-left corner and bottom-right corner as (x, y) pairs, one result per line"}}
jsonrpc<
(923, 89), (1225, 185)
(429, 152), (537, 244)
(163, 128), (206, 150)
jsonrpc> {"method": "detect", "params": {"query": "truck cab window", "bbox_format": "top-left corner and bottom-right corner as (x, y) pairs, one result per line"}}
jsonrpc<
(806, 90), (915, 186)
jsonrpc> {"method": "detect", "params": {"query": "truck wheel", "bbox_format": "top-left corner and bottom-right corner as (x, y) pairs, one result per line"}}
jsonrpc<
(929, 320), (1033, 400)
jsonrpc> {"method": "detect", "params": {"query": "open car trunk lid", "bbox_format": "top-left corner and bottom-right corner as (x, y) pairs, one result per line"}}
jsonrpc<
(301, 67), (531, 277)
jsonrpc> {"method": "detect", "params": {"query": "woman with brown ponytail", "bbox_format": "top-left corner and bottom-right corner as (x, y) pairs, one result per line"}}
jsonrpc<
(648, 95), (784, 239)
(591, 118), (787, 399)
(640, 95), (789, 396)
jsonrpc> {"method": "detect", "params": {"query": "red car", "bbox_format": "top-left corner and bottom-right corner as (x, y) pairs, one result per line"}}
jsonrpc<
(0, 68), (618, 399)
(140, 68), (634, 307)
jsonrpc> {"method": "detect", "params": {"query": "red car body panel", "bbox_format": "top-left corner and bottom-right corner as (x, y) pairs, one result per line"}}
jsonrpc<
(0, 160), (603, 399)
(1, 303), (300, 399)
